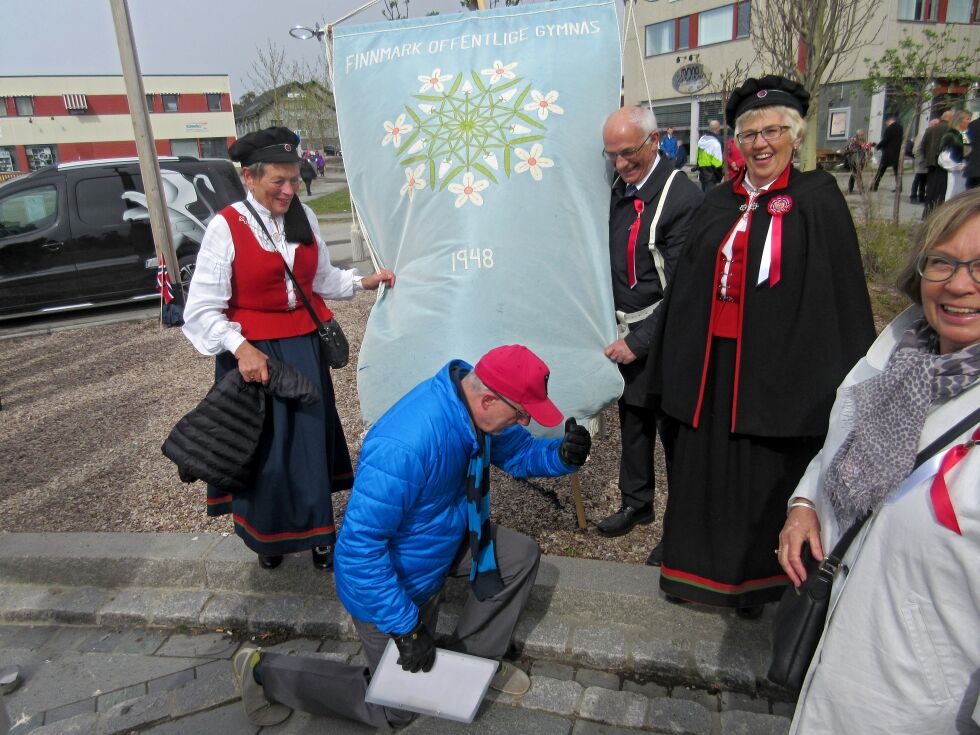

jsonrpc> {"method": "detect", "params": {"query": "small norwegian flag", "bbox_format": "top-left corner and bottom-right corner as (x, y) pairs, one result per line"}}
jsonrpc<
(157, 254), (175, 304)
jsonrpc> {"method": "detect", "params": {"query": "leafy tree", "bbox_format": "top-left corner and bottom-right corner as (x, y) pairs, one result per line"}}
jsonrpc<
(751, 0), (884, 171)
(863, 28), (979, 223)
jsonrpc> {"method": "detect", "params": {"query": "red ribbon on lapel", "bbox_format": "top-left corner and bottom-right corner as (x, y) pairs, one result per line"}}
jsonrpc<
(627, 198), (644, 289)
(766, 195), (793, 287)
(929, 424), (979, 535)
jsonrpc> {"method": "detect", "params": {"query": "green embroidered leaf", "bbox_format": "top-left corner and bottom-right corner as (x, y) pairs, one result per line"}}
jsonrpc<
(471, 70), (487, 93)
(508, 135), (545, 146)
(471, 162), (497, 183)
(399, 154), (428, 165)
(514, 112), (545, 129)
(396, 129), (420, 155)
(439, 166), (465, 189)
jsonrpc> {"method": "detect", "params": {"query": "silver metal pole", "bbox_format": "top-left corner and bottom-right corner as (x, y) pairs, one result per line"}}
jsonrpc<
(108, 0), (181, 291)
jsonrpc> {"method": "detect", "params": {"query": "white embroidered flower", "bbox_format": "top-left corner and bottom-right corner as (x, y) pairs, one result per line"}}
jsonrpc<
(481, 60), (518, 85)
(405, 138), (426, 155)
(483, 152), (499, 171)
(438, 159), (453, 179)
(399, 164), (426, 201)
(513, 144), (554, 181)
(382, 114), (412, 147)
(510, 123), (531, 135)
(524, 90), (564, 121)
(418, 103), (434, 115)
(418, 68), (452, 93)
(447, 171), (489, 208)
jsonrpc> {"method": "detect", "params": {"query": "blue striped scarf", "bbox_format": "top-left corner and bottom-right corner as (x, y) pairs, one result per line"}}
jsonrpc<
(467, 431), (504, 600)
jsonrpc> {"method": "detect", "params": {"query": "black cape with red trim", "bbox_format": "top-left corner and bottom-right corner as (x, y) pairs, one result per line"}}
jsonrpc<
(657, 167), (875, 437)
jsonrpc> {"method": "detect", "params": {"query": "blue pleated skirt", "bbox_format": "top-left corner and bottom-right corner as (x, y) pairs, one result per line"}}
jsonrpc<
(206, 331), (354, 555)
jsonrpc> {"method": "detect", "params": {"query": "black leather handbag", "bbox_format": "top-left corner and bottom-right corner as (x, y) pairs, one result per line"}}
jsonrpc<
(242, 200), (349, 369)
(768, 405), (980, 692)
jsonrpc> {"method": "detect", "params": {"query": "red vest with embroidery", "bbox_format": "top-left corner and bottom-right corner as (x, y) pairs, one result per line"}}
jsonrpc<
(220, 205), (333, 341)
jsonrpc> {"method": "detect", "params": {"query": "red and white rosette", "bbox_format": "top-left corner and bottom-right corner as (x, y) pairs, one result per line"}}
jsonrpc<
(758, 194), (793, 287)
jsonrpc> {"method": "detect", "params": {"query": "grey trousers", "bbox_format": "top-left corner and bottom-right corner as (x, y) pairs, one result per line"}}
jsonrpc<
(255, 525), (541, 728)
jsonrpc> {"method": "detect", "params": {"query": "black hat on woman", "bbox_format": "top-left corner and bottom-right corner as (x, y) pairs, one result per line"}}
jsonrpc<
(228, 127), (313, 245)
(725, 75), (810, 129)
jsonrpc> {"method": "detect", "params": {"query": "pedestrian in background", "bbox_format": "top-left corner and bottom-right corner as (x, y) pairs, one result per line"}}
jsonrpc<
(911, 118), (938, 203)
(870, 116), (903, 192)
(299, 157), (316, 196)
(695, 120), (724, 192)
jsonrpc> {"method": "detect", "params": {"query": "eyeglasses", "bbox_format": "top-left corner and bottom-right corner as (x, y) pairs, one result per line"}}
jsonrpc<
(916, 253), (980, 284)
(602, 132), (654, 162)
(490, 389), (530, 422)
(736, 125), (791, 145)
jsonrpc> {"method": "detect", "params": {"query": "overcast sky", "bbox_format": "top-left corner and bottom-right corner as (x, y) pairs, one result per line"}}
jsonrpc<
(0, 0), (469, 100)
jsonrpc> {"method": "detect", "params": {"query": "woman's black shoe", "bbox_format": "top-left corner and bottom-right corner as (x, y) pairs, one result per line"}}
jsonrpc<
(258, 555), (283, 569)
(311, 546), (333, 570)
(736, 605), (765, 620)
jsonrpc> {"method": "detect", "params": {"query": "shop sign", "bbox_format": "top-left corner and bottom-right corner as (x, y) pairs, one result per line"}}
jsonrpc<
(672, 63), (708, 95)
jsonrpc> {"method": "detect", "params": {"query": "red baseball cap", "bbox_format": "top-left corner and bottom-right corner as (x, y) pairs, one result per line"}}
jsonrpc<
(473, 345), (563, 427)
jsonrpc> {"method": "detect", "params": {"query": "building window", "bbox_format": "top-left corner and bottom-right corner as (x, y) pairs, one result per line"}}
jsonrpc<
(646, 3), (750, 56)
(896, 0), (976, 21)
(14, 96), (34, 116)
(0, 99), (7, 117)
(652, 102), (692, 131)
(206, 93), (223, 112)
(735, 1), (751, 37)
(199, 138), (230, 158)
(162, 94), (179, 112)
(699, 5), (734, 46)
(25, 145), (57, 171)
(677, 15), (691, 49)
(944, 0), (975, 22)
(827, 108), (850, 140)
(646, 19), (675, 55)
(146, 94), (155, 112)
(0, 147), (17, 172)
(698, 100), (724, 130)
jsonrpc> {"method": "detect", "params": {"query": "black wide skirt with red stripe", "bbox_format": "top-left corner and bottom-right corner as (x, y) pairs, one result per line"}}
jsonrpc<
(659, 338), (823, 608)
(206, 331), (354, 556)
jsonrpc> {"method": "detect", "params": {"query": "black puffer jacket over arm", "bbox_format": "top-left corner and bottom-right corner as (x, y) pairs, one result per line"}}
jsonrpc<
(162, 358), (321, 493)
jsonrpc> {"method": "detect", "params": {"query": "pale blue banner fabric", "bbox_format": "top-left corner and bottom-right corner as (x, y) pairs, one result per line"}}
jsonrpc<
(333, 0), (624, 434)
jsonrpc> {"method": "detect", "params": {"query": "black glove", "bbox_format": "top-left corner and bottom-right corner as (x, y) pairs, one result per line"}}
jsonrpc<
(559, 418), (591, 467)
(391, 620), (435, 673)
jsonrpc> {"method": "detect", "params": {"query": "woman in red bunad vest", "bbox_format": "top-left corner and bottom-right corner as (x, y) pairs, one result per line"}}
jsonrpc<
(182, 127), (394, 570)
(654, 76), (875, 617)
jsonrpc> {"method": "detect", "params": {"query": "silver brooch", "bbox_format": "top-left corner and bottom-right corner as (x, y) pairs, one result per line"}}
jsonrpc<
(739, 202), (758, 212)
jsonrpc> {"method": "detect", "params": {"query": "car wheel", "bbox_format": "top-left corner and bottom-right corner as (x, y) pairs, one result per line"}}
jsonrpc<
(178, 253), (197, 302)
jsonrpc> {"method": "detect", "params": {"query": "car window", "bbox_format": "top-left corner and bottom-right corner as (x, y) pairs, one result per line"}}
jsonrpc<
(0, 185), (59, 237)
(75, 174), (144, 227)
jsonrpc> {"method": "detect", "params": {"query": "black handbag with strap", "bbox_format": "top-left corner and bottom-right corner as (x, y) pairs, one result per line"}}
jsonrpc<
(241, 200), (349, 369)
(768, 405), (980, 692)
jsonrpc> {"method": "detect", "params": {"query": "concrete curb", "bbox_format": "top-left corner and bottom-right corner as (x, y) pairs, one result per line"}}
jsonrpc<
(0, 532), (790, 700)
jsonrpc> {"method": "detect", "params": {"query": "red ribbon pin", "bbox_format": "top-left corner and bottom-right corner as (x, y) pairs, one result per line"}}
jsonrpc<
(928, 424), (979, 535)
(766, 195), (793, 287)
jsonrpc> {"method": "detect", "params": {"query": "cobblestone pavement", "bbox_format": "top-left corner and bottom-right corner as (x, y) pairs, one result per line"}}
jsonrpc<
(0, 623), (793, 735)
(0, 532), (797, 734)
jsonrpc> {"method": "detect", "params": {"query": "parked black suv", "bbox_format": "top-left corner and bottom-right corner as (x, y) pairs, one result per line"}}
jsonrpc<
(0, 157), (245, 320)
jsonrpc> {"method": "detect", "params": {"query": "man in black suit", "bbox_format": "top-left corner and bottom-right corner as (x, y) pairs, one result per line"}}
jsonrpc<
(965, 115), (980, 191)
(871, 117), (903, 192)
(597, 106), (703, 565)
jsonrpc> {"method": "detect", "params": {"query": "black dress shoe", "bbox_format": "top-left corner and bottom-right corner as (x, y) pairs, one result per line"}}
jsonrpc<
(311, 546), (333, 570)
(645, 541), (664, 567)
(258, 554), (283, 569)
(596, 504), (654, 537)
(664, 594), (689, 606)
(736, 605), (765, 620)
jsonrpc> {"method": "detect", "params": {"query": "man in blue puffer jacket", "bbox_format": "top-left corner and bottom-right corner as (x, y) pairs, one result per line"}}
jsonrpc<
(232, 345), (592, 728)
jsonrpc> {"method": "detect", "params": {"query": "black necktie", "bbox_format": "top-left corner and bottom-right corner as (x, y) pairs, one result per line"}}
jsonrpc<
(624, 184), (639, 197)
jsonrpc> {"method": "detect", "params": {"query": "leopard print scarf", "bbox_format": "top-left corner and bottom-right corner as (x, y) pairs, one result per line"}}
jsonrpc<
(825, 317), (980, 527)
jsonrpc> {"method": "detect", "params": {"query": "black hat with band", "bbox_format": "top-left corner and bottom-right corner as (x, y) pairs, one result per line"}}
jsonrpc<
(726, 75), (810, 128)
(228, 127), (302, 166)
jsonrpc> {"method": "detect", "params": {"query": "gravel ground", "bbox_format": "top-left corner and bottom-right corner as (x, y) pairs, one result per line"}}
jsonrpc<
(0, 294), (666, 564)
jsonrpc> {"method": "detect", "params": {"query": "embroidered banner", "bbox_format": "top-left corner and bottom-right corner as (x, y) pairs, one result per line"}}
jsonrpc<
(333, 0), (623, 432)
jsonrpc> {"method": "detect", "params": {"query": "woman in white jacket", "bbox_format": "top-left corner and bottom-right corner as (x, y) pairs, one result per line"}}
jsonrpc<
(777, 189), (980, 734)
